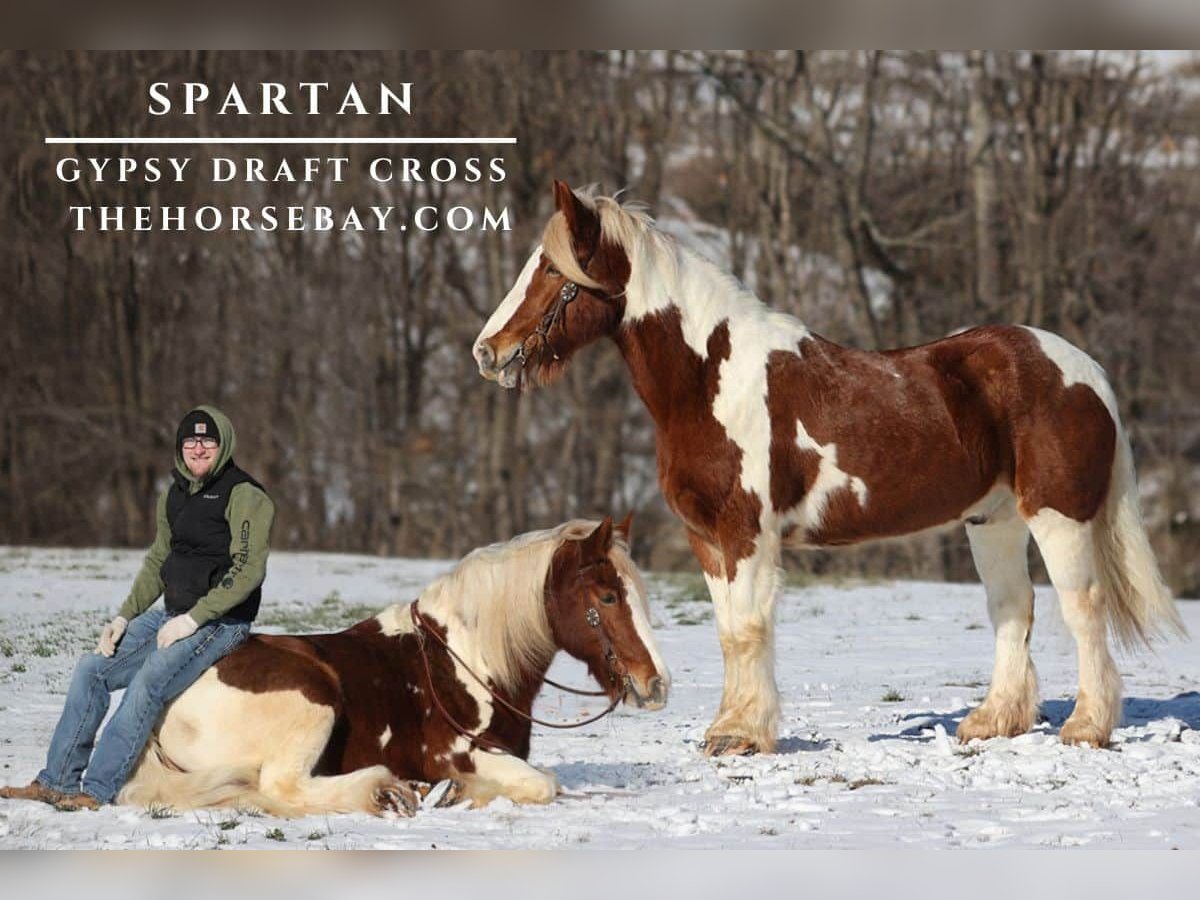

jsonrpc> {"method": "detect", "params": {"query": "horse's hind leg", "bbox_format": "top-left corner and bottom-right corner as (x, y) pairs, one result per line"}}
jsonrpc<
(958, 507), (1040, 742)
(256, 702), (417, 817)
(1026, 508), (1121, 747)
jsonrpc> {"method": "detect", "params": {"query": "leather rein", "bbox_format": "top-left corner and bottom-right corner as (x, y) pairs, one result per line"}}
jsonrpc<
(409, 597), (623, 755)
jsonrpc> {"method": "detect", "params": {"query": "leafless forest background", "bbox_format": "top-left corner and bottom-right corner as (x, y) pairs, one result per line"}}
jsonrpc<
(2, 51), (1198, 593)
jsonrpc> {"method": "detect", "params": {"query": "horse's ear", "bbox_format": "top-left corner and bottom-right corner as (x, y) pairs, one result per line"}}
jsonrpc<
(553, 179), (600, 248)
(580, 516), (614, 559)
(615, 511), (634, 545)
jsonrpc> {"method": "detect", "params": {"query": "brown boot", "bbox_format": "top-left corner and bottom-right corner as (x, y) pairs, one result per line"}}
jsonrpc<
(0, 780), (68, 805)
(53, 792), (101, 812)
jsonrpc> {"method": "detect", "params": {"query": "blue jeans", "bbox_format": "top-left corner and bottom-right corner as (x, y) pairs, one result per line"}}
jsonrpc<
(36, 607), (251, 804)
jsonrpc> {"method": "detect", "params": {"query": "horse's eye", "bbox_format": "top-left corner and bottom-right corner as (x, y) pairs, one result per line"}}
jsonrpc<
(546, 265), (560, 277)
(600, 593), (617, 606)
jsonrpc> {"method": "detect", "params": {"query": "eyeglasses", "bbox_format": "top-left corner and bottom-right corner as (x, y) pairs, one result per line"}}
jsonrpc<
(181, 437), (219, 450)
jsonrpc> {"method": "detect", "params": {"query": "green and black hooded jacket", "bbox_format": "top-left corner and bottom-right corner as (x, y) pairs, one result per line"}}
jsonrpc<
(118, 405), (275, 626)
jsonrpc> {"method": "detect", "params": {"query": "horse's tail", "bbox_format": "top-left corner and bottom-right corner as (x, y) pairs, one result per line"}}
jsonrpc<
(1093, 410), (1187, 650)
(117, 737), (270, 813)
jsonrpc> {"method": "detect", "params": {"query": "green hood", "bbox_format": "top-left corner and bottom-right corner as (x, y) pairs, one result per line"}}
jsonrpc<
(175, 404), (237, 491)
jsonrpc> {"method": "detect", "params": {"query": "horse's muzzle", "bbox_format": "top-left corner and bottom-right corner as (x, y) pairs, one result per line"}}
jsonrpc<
(624, 674), (668, 711)
(474, 341), (522, 388)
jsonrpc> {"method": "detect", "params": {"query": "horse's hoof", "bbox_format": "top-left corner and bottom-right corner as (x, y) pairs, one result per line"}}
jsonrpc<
(1059, 717), (1111, 749)
(956, 701), (1036, 743)
(702, 735), (759, 757)
(373, 781), (419, 818)
(956, 708), (1008, 743)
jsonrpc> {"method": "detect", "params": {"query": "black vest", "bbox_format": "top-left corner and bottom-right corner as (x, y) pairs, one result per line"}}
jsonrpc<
(161, 462), (267, 622)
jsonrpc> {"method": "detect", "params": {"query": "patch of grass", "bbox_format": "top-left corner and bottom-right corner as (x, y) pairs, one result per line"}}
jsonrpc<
(659, 573), (710, 606)
(847, 778), (889, 791)
(880, 688), (905, 703)
(264, 827), (286, 842)
(804, 604), (825, 617)
(146, 803), (176, 819)
(11, 663), (26, 674)
(215, 833), (229, 846)
(965, 623), (984, 631)
(218, 817), (242, 831)
(782, 568), (884, 590)
(307, 831), (326, 841)
(650, 573), (715, 627)
(794, 772), (851, 787)
(904, 613), (922, 622)
(257, 589), (379, 634)
(0, 610), (108, 660)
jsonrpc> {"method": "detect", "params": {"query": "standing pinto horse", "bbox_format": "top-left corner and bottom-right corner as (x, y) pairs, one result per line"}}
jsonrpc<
(119, 517), (668, 815)
(473, 180), (1184, 756)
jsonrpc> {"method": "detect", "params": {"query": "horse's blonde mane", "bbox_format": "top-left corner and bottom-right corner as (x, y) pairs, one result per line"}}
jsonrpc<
(542, 186), (676, 293)
(543, 184), (781, 334)
(416, 519), (642, 693)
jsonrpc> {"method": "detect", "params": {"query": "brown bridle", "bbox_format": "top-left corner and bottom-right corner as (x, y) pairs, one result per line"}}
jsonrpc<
(409, 590), (626, 755)
(514, 280), (580, 368)
(513, 252), (627, 372)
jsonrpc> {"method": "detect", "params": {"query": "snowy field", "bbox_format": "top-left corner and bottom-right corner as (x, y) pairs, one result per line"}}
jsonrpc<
(0, 545), (1197, 850)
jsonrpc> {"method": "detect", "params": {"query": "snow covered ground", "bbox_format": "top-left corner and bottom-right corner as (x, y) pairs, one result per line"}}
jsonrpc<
(0, 545), (1197, 849)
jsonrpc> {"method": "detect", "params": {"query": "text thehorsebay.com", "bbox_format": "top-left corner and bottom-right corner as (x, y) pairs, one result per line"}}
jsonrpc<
(53, 81), (512, 234)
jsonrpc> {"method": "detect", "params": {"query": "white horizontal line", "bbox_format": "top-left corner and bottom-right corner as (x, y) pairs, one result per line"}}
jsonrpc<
(45, 136), (516, 145)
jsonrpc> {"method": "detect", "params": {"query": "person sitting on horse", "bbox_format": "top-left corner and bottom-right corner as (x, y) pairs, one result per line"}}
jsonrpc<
(0, 405), (274, 811)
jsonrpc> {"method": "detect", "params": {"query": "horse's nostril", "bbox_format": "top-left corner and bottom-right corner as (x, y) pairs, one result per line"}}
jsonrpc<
(474, 342), (496, 369)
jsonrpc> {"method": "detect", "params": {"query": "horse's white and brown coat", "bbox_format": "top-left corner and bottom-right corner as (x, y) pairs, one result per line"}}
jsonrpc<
(474, 180), (1185, 755)
(118, 517), (668, 816)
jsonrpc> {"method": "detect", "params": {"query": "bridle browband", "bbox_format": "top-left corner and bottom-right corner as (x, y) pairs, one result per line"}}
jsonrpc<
(409, 581), (626, 755)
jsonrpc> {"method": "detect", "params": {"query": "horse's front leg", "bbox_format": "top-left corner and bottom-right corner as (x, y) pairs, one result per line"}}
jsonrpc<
(690, 529), (782, 756)
(453, 749), (559, 807)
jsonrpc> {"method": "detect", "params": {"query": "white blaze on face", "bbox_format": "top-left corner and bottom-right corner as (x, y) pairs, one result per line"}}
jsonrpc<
(621, 574), (670, 691)
(475, 245), (544, 350)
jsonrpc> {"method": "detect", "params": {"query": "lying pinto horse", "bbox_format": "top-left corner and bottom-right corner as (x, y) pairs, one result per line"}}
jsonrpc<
(473, 180), (1185, 756)
(119, 516), (668, 816)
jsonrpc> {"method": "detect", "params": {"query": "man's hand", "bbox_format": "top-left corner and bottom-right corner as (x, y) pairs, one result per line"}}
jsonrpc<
(157, 614), (198, 650)
(95, 616), (128, 657)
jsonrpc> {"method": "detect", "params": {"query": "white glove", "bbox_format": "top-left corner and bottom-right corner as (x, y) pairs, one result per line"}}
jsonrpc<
(157, 614), (199, 650)
(95, 616), (128, 657)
